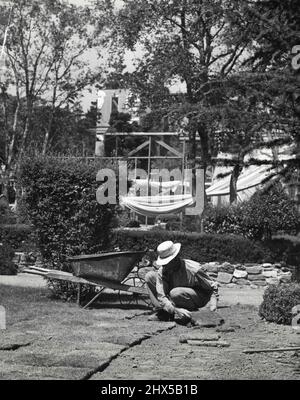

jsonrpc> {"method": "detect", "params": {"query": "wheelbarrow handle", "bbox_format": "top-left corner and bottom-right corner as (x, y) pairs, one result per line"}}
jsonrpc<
(144, 247), (155, 253)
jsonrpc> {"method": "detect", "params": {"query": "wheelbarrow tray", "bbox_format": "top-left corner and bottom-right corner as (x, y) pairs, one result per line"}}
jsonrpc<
(68, 251), (146, 283)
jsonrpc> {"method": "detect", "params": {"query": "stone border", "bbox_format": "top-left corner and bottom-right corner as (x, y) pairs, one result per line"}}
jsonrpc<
(13, 253), (295, 288)
(202, 262), (293, 288)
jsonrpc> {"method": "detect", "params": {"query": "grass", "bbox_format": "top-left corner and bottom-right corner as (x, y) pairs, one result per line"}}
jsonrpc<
(0, 283), (144, 379)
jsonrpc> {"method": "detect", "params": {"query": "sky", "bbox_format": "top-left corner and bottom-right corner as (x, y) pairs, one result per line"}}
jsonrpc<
(1, 0), (184, 112)
(72, 0), (185, 111)
(1, 0), (139, 112)
(67, 1), (112, 111)
(68, 0), (138, 112)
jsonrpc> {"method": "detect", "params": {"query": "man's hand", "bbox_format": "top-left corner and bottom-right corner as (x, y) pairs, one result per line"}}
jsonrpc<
(174, 307), (192, 320)
(164, 303), (176, 314)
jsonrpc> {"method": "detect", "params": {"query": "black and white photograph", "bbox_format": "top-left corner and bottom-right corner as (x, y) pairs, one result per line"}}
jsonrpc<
(0, 0), (299, 383)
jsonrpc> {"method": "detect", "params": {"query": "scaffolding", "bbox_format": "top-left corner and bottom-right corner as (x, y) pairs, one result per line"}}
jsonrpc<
(99, 131), (204, 226)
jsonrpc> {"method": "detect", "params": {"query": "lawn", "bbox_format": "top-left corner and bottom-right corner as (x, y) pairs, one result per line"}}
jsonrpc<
(0, 277), (299, 380)
(0, 280), (171, 380)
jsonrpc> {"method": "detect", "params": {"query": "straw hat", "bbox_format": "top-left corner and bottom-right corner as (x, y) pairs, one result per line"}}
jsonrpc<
(156, 241), (181, 266)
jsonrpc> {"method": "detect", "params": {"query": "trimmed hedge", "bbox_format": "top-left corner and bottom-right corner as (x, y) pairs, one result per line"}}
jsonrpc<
(111, 229), (272, 264)
(259, 283), (300, 325)
(19, 156), (117, 271)
(0, 242), (17, 275)
(0, 224), (34, 251)
(265, 235), (300, 268)
(111, 229), (300, 268)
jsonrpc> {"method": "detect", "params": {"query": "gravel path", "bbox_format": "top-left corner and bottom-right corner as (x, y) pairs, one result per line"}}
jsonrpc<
(0, 273), (46, 288)
(0, 273), (264, 305)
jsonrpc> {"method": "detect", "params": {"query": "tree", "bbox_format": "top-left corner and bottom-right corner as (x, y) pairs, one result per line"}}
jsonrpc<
(94, 0), (300, 206)
(94, 0), (260, 207)
(28, 102), (96, 156)
(0, 0), (99, 197)
(105, 111), (145, 158)
(221, 0), (300, 202)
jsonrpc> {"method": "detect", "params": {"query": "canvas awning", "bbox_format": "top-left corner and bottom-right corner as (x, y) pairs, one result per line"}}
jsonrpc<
(206, 145), (294, 199)
(206, 165), (273, 197)
(120, 194), (194, 217)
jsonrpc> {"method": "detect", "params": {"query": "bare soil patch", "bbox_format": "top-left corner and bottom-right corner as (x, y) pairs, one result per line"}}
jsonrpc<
(0, 276), (299, 380)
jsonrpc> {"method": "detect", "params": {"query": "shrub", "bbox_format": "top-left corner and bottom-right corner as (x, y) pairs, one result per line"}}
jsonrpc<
(0, 224), (34, 251)
(264, 235), (300, 267)
(0, 242), (17, 275)
(203, 204), (244, 235)
(164, 215), (200, 232)
(240, 184), (299, 240)
(15, 196), (31, 224)
(149, 225), (166, 232)
(0, 201), (16, 224)
(111, 229), (271, 263)
(203, 184), (299, 240)
(19, 156), (117, 272)
(46, 278), (99, 302)
(263, 235), (300, 281)
(259, 283), (300, 325)
(126, 219), (141, 228)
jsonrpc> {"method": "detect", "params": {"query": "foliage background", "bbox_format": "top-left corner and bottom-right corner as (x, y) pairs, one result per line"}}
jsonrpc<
(203, 184), (299, 240)
(0, 242), (16, 275)
(19, 155), (117, 271)
(259, 283), (300, 325)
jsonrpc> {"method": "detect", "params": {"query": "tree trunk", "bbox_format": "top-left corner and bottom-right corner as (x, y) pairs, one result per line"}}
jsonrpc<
(42, 100), (56, 155)
(229, 163), (243, 204)
(42, 127), (50, 155)
(16, 118), (29, 165)
(1, 86), (8, 164)
(15, 98), (32, 173)
(7, 100), (20, 166)
(0, 171), (9, 199)
(197, 123), (209, 172)
(186, 129), (203, 231)
(197, 123), (210, 210)
(1, 89), (20, 200)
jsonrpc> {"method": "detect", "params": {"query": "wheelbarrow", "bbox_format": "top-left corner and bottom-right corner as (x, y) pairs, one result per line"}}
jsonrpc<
(46, 250), (152, 308)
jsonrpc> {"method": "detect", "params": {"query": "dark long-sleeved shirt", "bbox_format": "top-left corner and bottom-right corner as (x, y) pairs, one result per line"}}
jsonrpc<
(156, 258), (218, 312)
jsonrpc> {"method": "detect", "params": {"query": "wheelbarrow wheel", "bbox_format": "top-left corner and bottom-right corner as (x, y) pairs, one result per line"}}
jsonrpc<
(118, 276), (151, 308)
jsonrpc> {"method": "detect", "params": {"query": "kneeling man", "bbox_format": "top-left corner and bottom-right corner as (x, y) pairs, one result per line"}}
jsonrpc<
(145, 241), (219, 324)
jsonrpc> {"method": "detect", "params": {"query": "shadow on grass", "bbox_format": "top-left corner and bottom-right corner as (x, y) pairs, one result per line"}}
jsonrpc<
(216, 305), (230, 309)
(0, 283), (151, 313)
(87, 302), (151, 310)
(81, 292), (151, 311)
